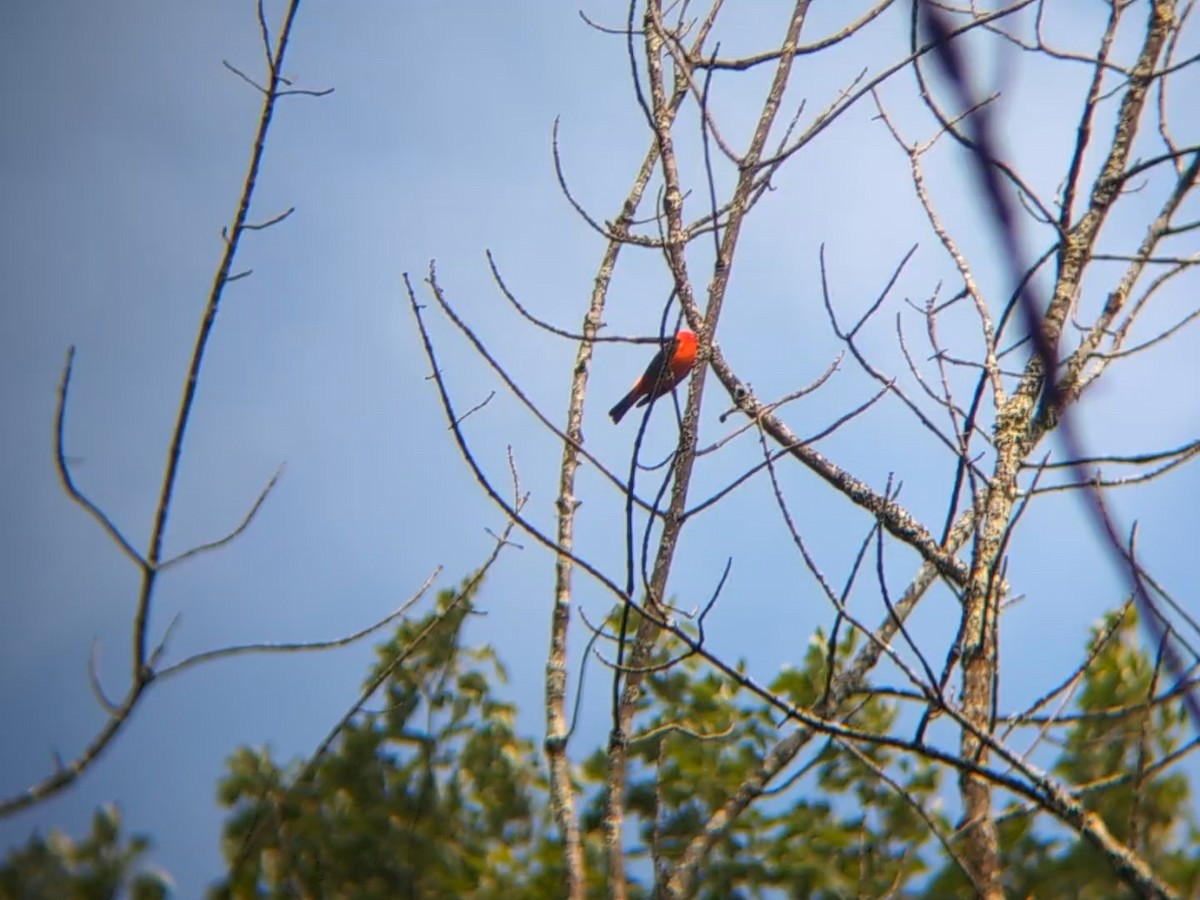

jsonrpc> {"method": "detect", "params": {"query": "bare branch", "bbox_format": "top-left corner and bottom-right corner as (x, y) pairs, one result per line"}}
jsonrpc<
(154, 568), (442, 682)
(159, 465), (285, 571)
(2, 0), (312, 821)
(54, 347), (147, 570)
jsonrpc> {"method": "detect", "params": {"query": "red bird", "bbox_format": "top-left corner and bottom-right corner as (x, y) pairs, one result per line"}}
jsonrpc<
(609, 329), (698, 424)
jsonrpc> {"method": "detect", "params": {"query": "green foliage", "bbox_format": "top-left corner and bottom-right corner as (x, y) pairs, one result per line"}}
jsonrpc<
(211, 574), (555, 899)
(583, 616), (945, 899)
(922, 607), (1200, 899)
(0, 804), (170, 900)
(8, 596), (1197, 898)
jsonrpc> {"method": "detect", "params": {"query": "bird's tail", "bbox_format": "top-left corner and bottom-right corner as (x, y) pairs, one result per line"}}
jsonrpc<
(608, 389), (638, 424)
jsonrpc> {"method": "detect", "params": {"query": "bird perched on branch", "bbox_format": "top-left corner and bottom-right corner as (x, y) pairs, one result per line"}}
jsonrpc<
(608, 329), (698, 424)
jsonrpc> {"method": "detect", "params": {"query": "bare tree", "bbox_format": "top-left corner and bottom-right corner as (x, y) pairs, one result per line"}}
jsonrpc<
(410, 1), (1200, 897)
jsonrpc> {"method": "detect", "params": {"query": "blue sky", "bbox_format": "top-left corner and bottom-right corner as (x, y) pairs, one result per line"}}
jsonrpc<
(2, 1), (1198, 894)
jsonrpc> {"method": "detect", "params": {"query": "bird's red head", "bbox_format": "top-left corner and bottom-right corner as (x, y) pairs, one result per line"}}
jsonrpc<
(674, 329), (698, 365)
